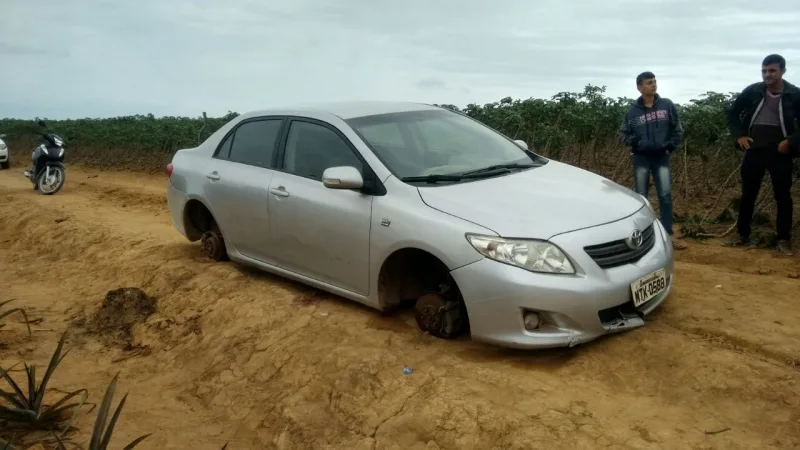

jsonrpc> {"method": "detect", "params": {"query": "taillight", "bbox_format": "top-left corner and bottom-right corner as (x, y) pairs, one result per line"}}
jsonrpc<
(166, 163), (174, 178)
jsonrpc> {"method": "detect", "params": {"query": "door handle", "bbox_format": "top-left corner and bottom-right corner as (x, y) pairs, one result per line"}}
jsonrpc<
(270, 187), (289, 197)
(206, 172), (220, 180)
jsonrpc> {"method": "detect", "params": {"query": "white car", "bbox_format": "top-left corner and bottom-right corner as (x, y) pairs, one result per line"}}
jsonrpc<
(0, 134), (8, 169)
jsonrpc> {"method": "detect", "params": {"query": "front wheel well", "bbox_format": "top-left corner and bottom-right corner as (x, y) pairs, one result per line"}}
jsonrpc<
(378, 248), (470, 338)
(183, 199), (218, 241)
(376, 248), (462, 304)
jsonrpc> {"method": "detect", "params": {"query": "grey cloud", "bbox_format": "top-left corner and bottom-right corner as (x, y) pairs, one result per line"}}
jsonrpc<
(417, 77), (448, 89)
(0, 0), (798, 118)
(0, 42), (58, 57)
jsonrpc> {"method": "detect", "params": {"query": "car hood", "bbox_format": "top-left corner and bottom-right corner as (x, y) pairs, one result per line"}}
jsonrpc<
(417, 160), (646, 239)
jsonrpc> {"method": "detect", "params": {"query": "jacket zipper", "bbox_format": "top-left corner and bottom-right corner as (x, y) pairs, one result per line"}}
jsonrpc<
(778, 99), (787, 137)
(748, 98), (765, 132)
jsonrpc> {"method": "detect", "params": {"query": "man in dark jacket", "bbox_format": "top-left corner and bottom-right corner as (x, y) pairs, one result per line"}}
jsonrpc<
(618, 71), (687, 250)
(724, 54), (799, 256)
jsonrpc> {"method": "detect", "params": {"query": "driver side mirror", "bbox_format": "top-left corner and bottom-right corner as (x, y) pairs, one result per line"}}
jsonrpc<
(0, 134), (6, 139)
(514, 139), (528, 150)
(322, 166), (364, 190)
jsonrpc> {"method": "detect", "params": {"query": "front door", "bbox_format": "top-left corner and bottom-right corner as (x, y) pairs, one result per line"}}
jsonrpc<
(267, 118), (373, 295)
(201, 117), (285, 262)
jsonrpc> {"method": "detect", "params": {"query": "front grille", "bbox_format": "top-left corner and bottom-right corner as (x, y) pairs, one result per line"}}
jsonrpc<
(584, 223), (656, 269)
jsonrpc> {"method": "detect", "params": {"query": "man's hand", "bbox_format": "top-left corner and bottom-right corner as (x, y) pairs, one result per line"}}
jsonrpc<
(778, 140), (790, 153)
(737, 136), (754, 150)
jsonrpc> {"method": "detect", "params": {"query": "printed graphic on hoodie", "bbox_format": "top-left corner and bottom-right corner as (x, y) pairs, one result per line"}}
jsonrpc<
(618, 94), (683, 155)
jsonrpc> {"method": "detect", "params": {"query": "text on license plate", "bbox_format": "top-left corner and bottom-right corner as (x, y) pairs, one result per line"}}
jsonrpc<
(631, 268), (667, 307)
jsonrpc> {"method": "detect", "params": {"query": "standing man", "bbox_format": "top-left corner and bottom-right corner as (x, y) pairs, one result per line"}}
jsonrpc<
(724, 54), (800, 256)
(618, 71), (687, 250)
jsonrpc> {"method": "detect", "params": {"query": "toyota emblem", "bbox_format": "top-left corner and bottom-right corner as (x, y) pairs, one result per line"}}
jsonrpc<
(626, 229), (643, 249)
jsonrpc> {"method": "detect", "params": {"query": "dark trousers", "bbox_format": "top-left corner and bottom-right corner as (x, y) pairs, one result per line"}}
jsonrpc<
(737, 147), (794, 241)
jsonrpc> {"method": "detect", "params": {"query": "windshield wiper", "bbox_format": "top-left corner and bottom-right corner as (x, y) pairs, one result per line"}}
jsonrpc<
(400, 168), (521, 184)
(461, 163), (538, 176)
(399, 174), (464, 184)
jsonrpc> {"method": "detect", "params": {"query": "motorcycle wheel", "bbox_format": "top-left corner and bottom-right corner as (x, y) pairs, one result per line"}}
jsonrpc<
(37, 166), (65, 195)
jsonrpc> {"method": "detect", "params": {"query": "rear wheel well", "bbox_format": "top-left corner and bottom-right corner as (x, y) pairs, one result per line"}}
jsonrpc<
(183, 199), (217, 241)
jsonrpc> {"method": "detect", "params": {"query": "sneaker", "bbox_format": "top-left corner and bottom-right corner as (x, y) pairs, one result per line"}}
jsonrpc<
(776, 240), (794, 256)
(671, 236), (687, 250)
(723, 235), (750, 247)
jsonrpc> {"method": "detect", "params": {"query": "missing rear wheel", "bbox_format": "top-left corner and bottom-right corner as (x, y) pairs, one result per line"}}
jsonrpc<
(200, 230), (228, 261)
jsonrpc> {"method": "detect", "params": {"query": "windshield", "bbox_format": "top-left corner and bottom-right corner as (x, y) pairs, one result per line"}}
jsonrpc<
(345, 109), (542, 181)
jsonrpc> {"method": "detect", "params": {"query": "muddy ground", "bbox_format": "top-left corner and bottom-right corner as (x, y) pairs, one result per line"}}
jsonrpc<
(0, 165), (798, 450)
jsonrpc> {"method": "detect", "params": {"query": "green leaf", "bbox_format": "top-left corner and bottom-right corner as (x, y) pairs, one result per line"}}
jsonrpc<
(121, 433), (151, 450)
(0, 388), (25, 409)
(0, 308), (32, 337)
(90, 373), (119, 449)
(32, 331), (69, 411)
(0, 364), (28, 410)
(100, 392), (128, 448)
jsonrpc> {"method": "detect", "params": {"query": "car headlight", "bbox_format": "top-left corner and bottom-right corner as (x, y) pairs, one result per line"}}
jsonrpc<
(466, 234), (575, 274)
(0, 143), (6, 150)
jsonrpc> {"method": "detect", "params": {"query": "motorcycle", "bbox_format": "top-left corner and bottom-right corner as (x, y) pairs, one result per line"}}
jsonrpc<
(24, 131), (66, 195)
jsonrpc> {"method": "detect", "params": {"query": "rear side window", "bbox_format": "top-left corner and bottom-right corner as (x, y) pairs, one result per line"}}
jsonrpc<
(216, 133), (234, 160)
(227, 119), (283, 168)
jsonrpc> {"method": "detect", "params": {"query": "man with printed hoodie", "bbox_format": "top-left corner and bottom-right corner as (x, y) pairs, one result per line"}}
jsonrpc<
(724, 54), (800, 256)
(618, 71), (686, 250)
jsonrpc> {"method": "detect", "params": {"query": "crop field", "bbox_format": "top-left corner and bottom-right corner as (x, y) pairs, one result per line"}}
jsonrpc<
(0, 87), (798, 449)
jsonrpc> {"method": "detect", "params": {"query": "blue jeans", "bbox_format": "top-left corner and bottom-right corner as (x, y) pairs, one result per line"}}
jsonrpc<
(632, 152), (674, 236)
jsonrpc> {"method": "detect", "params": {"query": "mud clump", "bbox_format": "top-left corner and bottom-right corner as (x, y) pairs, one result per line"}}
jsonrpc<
(85, 287), (156, 350)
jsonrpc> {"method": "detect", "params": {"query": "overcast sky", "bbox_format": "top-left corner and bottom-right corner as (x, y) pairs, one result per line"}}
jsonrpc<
(1, 0), (799, 119)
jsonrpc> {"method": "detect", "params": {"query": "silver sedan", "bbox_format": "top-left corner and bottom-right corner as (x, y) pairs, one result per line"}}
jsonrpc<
(165, 101), (674, 349)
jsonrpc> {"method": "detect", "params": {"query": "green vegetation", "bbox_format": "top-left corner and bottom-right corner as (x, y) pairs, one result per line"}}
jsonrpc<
(1, 324), (233, 449)
(52, 373), (150, 450)
(0, 86), (735, 161)
(0, 333), (86, 429)
(0, 331), (147, 449)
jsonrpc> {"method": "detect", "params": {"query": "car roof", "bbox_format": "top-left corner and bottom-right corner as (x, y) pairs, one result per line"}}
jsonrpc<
(242, 101), (443, 120)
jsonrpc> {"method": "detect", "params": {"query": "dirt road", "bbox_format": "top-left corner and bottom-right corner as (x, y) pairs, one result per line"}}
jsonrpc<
(0, 166), (798, 450)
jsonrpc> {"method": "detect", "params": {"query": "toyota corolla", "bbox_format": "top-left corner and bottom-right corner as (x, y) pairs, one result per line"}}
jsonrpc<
(165, 101), (674, 349)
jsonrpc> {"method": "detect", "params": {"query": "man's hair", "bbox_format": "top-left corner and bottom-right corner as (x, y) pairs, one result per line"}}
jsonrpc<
(636, 71), (656, 86)
(762, 54), (786, 70)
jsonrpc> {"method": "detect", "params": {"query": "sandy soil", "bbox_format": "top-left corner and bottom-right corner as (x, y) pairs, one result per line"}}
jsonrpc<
(0, 165), (798, 450)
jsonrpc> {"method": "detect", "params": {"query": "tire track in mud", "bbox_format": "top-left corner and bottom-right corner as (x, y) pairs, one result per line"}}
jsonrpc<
(0, 168), (798, 450)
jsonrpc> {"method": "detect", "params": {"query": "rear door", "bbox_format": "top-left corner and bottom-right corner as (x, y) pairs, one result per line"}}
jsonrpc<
(201, 116), (286, 262)
(266, 118), (374, 295)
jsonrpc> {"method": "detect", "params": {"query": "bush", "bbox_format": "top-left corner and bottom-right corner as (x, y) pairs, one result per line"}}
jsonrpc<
(0, 85), (738, 168)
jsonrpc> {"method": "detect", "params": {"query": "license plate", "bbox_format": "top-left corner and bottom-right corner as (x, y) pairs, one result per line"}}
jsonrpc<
(631, 268), (667, 307)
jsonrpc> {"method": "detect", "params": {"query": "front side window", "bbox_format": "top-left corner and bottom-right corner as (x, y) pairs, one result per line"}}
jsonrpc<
(282, 120), (363, 180)
(346, 109), (540, 181)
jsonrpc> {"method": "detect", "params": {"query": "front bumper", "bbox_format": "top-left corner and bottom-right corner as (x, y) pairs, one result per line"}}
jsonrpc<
(451, 209), (674, 349)
(0, 149), (8, 162)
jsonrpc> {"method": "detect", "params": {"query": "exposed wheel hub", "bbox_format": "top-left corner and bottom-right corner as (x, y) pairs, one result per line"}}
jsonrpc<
(414, 291), (464, 339)
(201, 230), (224, 261)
